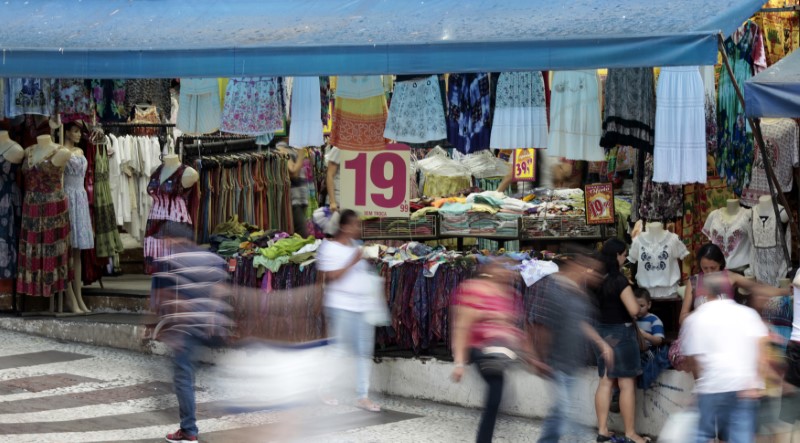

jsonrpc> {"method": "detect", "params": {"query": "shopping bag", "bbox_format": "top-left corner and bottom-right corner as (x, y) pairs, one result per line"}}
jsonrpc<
(364, 273), (391, 326)
(658, 409), (698, 443)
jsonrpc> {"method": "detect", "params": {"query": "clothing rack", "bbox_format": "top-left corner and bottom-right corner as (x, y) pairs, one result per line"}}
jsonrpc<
(182, 138), (259, 158)
(100, 122), (176, 128)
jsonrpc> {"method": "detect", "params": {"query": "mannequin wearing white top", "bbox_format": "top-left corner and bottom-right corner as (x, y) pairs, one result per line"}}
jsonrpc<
(629, 221), (689, 299)
(160, 153), (199, 188)
(751, 195), (790, 286)
(702, 199), (753, 271)
(0, 131), (24, 164)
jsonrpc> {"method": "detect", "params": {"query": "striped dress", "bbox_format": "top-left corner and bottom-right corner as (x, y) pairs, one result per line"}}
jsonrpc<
(143, 164), (193, 274)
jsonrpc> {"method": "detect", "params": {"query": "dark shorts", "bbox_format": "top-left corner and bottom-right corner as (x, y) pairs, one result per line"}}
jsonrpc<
(595, 323), (642, 379)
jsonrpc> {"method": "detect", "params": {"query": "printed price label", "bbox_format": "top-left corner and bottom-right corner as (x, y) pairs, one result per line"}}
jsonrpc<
(339, 144), (411, 218)
(584, 183), (615, 225)
(512, 149), (536, 182)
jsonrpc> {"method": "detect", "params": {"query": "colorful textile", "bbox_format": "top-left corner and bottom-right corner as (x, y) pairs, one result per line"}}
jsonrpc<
(490, 71), (548, 149)
(63, 155), (94, 250)
(90, 79), (127, 122)
(755, 0), (800, 66)
(446, 73), (493, 155)
(741, 119), (799, 206)
(16, 151), (72, 297)
(124, 79), (171, 120)
(144, 165), (193, 274)
(638, 152), (683, 221)
(717, 21), (767, 195)
(384, 75), (447, 144)
(93, 146), (123, 258)
(600, 68), (656, 152)
(4, 78), (53, 117)
(0, 151), (21, 279)
(680, 177), (736, 277)
(221, 77), (284, 135)
(331, 76), (388, 151)
(53, 79), (93, 121)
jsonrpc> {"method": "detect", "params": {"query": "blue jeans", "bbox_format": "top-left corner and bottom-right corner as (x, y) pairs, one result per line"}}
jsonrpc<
(327, 308), (375, 398)
(538, 371), (591, 442)
(696, 392), (757, 443)
(173, 335), (200, 437)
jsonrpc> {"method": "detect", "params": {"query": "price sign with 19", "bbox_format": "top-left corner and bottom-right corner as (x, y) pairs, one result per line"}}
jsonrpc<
(339, 144), (411, 218)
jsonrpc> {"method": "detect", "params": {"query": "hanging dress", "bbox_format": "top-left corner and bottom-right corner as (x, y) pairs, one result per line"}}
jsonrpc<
(741, 119), (800, 206)
(124, 79), (172, 121)
(90, 79), (127, 122)
(548, 70), (604, 161)
(221, 77), (284, 136)
(16, 150), (72, 297)
(177, 78), (221, 136)
(717, 21), (767, 195)
(144, 164), (193, 274)
(490, 71), (548, 149)
(330, 76), (388, 151)
(63, 154), (95, 250)
(751, 207), (790, 287)
(384, 75), (447, 145)
(4, 78), (53, 117)
(0, 147), (21, 279)
(600, 68), (656, 152)
(446, 73), (493, 155)
(53, 79), (93, 123)
(94, 145), (123, 258)
(652, 66), (707, 184)
(288, 76), (325, 148)
(638, 152), (683, 222)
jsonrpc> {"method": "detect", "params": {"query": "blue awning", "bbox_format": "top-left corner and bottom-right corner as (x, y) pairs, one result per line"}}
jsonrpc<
(745, 49), (800, 118)
(0, 0), (766, 78)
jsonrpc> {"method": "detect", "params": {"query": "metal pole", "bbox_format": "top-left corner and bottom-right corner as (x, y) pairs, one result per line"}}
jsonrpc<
(717, 33), (795, 266)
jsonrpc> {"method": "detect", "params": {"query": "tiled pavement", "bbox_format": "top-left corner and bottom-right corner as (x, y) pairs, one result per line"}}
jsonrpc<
(0, 331), (601, 442)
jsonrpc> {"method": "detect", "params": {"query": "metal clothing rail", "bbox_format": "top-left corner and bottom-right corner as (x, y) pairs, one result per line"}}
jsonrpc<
(100, 122), (176, 127)
(182, 138), (259, 157)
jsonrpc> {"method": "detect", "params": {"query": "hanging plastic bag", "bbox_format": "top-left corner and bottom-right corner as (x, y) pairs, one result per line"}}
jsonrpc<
(658, 409), (698, 443)
(364, 273), (391, 326)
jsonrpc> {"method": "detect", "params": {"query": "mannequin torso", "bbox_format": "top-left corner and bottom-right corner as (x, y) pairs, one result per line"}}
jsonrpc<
(725, 198), (741, 217)
(0, 131), (24, 164)
(756, 195), (789, 223)
(160, 154), (198, 188)
(27, 135), (71, 168)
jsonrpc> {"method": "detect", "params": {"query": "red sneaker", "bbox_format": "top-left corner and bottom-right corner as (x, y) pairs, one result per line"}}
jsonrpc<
(165, 429), (198, 442)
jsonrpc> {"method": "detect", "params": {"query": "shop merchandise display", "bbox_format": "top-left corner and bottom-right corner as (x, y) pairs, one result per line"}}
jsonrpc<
(702, 202), (754, 271)
(490, 71), (548, 149)
(600, 68), (656, 153)
(384, 75), (447, 145)
(628, 223), (689, 298)
(177, 78), (221, 136)
(16, 136), (73, 297)
(124, 79), (172, 121)
(288, 76), (325, 148)
(3, 78), (53, 118)
(221, 77), (285, 136)
(0, 133), (24, 280)
(90, 79), (128, 122)
(446, 73), (493, 155)
(740, 118), (799, 206)
(751, 196), (790, 286)
(330, 75), (388, 151)
(93, 142), (124, 259)
(717, 21), (767, 195)
(53, 79), (94, 122)
(755, 0), (800, 65)
(639, 152), (684, 221)
(652, 66), (707, 184)
(548, 70), (604, 161)
(63, 154), (95, 250)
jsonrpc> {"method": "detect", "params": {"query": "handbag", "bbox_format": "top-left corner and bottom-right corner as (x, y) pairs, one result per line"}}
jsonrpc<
(364, 273), (391, 326)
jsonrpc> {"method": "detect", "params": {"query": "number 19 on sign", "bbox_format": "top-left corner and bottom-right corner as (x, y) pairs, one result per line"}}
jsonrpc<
(340, 144), (411, 217)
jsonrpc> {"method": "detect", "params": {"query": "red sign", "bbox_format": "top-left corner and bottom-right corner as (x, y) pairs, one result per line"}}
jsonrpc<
(339, 144), (411, 218)
(585, 183), (615, 225)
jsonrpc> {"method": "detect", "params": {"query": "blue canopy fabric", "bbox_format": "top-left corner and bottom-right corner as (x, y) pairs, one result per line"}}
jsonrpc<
(745, 49), (800, 118)
(0, 0), (766, 78)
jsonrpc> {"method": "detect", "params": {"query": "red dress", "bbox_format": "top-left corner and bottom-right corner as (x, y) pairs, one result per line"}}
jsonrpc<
(143, 164), (193, 274)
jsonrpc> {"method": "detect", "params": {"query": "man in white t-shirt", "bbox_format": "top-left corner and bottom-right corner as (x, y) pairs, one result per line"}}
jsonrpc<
(682, 297), (768, 443)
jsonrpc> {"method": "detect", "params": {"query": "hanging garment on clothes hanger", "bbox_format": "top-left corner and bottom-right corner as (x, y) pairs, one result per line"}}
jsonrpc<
(741, 119), (800, 206)
(490, 71), (548, 150)
(143, 163), (193, 274)
(652, 66), (707, 185)
(124, 79), (171, 121)
(94, 144), (123, 258)
(288, 77), (325, 148)
(717, 21), (767, 195)
(90, 80), (128, 122)
(221, 77), (284, 136)
(330, 76), (388, 151)
(17, 149), (73, 297)
(384, 75), (447, 145)
(446, 73), (492, 155)
(548, 70), (604, 161)
(177, 78), (221, 136)
(53, 79), (94, 123)
(600, 68), (656, 153)
(4, 78), (53, 117)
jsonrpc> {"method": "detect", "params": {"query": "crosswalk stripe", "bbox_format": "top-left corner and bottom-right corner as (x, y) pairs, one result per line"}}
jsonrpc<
(0, 381), (173, 414)
(0, 351), (92, 370)
(0, 373), (99, 395)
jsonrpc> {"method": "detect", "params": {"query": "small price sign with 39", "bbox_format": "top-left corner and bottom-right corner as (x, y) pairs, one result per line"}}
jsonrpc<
(512, 148), (536, 182)
(339, 144), (411, 218)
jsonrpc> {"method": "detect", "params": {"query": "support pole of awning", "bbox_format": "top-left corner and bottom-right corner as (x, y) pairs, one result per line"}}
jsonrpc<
(717, 33), (796, 268)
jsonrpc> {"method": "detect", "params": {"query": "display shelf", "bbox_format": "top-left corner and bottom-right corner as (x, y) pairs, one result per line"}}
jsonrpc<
(439, 212), (521, 239)
(361, 214), (439, 241)
(520, 214), (616, 240)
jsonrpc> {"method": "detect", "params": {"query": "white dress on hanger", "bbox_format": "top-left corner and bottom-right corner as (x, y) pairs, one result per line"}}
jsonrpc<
(288, 77), (325, 148)
(547, 70), (604, 161)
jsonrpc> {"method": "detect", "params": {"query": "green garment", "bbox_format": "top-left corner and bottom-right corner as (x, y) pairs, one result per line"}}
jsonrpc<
(253, 255), (290, 273)
(259, 234), (315, 259)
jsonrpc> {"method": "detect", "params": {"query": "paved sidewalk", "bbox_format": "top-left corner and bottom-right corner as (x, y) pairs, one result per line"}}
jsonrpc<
(0, 330), (602, 442)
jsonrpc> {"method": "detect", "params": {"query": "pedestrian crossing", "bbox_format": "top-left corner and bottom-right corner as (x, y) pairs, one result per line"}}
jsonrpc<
(0, 346), (418, 442)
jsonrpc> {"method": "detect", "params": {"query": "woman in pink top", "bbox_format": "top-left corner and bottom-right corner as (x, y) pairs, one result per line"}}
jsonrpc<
(450, 259), (528, 443)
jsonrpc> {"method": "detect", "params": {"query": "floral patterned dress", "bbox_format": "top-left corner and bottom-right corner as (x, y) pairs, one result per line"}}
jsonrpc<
(16, 150), (73, 297)
(0, 149), (21, 279)
(717, 21), (766, 195)
(221, 77), (285, 136)
(384, 75), (447, 145)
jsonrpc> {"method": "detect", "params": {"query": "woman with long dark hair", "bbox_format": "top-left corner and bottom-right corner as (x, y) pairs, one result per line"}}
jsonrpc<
(594, 238), (649, 443)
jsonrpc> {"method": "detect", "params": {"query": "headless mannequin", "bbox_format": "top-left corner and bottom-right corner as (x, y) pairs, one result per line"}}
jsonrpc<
(63, 125), (90, 313)
(725, 198), (741, 217)
(643, 221), (667, 240)
(159, 153), (198, 188)
(27, 135), (82, 313)
(0, 131), (24, 164)
(756, 195), (789, 223)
